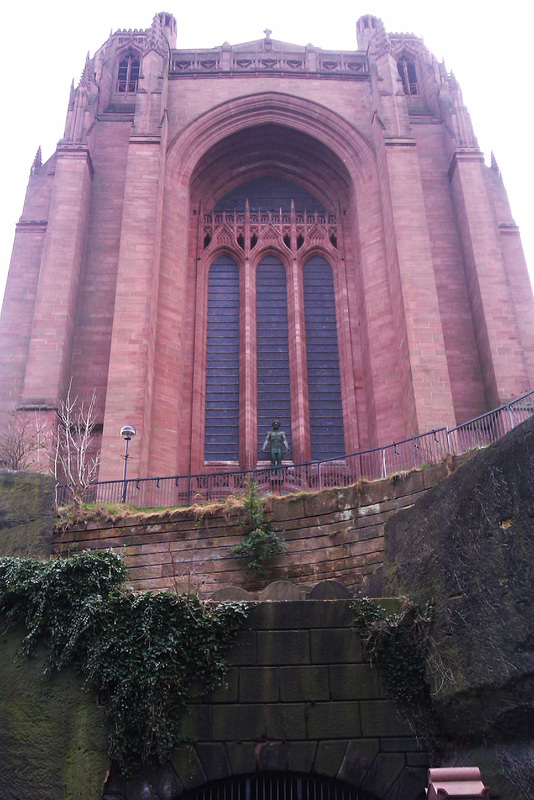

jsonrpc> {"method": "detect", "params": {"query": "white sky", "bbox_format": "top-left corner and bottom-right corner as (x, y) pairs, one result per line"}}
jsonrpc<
(1, 0), (533, 305)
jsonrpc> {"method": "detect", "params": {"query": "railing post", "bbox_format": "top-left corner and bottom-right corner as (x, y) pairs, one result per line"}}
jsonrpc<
(318, 461), (322, 490)
(187, 474), (191, 507)
(507, 403), (514, 431)
(381, 447), (386, 478)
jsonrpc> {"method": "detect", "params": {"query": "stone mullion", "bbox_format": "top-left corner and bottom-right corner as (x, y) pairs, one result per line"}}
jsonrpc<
(287, 256), (310, 464)
(240, 257), (257, 469)
(332, 249), (361, 454)
(190, 256), (210, 471)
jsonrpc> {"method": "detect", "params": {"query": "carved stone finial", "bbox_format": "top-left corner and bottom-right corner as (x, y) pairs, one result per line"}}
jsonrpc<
(30, 146), (42, 175)
(263, 28), (272, 40)
(79, 52), (93, 88)
(490, 151), (502, 178)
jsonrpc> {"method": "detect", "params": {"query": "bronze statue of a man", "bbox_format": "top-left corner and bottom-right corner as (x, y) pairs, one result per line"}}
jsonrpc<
(262, 419), (290, 466)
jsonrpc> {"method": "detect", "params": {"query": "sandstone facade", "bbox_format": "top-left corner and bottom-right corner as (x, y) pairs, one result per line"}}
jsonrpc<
(1, 12), (532, 483)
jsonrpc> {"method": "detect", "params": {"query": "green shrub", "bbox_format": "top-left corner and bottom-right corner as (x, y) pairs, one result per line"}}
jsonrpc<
(230, 482), (286, 575)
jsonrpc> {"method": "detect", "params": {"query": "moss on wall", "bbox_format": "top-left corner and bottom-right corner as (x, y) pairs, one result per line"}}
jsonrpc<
(0, 626), (109, 800)
(0, 470), (55, 557)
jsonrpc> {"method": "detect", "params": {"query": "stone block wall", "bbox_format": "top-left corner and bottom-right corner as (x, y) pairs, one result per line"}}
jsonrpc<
(54, 455), (473, 596)
(104, 600), (428, 800)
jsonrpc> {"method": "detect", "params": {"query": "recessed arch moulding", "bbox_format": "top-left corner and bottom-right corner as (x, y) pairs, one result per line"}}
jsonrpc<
(142, 92), (409, 476)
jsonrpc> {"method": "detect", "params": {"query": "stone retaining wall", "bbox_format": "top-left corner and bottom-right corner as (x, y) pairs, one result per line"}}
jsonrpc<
(54, 454), (473, 596)
(103, 600), (429, 800)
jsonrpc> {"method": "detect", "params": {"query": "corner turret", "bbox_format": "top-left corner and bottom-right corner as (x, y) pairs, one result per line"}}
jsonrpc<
(155, 11), (177, 49)
(356, 15), (388, 52)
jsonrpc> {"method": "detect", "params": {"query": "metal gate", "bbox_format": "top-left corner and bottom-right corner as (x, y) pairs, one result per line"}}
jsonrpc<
(180, 773), (381, 800)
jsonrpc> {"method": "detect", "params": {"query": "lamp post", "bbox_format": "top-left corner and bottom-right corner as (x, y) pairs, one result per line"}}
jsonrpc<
(120, 425), (136, 503)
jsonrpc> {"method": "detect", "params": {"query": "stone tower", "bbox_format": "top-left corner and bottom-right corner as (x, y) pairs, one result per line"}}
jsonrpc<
(1, 12), (533, 482)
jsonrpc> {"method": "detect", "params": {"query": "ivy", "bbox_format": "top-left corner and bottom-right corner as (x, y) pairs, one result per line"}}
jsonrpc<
(230, 482), (286, 575)
(351, 596), (434, 706)
(0, 551), (249, 774)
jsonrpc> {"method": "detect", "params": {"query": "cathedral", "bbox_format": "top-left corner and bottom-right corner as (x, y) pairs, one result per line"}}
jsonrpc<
(1, 12), (533, 482)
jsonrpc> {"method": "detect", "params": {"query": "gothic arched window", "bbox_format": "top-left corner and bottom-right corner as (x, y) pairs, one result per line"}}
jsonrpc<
(256, 255), (292, 457)
(204, 256), (240, 462)
(200, 178), (348, 466)
(304, 256), (345, 459)
(116, 54), (141, 94)
(397, 57), (418, 96)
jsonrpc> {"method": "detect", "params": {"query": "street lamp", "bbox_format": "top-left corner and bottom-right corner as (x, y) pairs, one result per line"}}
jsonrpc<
(120, 425), (136, 503)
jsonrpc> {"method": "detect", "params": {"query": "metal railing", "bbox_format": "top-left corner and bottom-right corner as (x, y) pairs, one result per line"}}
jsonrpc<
(56, 390), (534, 508)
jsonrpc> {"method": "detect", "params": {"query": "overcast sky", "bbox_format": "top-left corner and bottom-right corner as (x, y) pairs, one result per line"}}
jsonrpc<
(1, 0), (532, 305)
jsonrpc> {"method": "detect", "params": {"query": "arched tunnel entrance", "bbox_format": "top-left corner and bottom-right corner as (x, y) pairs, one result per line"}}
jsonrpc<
(181, 773), (383, 800)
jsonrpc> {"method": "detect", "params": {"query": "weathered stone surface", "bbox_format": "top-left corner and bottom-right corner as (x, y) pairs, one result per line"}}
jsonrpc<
(362, 752), (405, 798)
(280, 665), (329, 701)
(0, 627), (108, 800)
(314, 741), (349, 777)
(309, 580), (351, 599)
(256, 741), (289, 771)
(359, 700), (410, 738)
(328, 664), (382, 700)
(169, 744), (206, 790)
(256, 630), (310, 665)
(224, 741), (256, 775)
(310, 628), (362, 664)
(0, 470), (55, 557)
(227, 629), (257, 665)
(247, 600), (308, 630)
(239, 667), (280, 702)
(178, 705), (211, 740)
(265, 703), (307, 739)
(286, 741), (318, 773)
(211, 704), (265, 740)
(196, 742), (232, 781)
(338, 738), (379, 786)
(210, 587), (254, 601)
(303, 489), (342, 517)
(259, 580), (305, 601)
(391, 469), (424, 498)
(307, 701), (361, 739)
(272, 495), (306, 522)
(385, 416), (534, 742)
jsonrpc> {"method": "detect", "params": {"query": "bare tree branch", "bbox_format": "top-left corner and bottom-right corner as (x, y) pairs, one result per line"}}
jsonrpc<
(0, 409), (48, 471)
(54, 387), (100, 509)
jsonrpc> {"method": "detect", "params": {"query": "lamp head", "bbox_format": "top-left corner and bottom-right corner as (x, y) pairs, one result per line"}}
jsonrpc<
(120, 425), (136, 441)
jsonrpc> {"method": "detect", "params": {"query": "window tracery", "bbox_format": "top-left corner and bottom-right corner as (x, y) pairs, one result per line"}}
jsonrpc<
(397, 57), (418, 96)
(116, 53), (141, 94)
